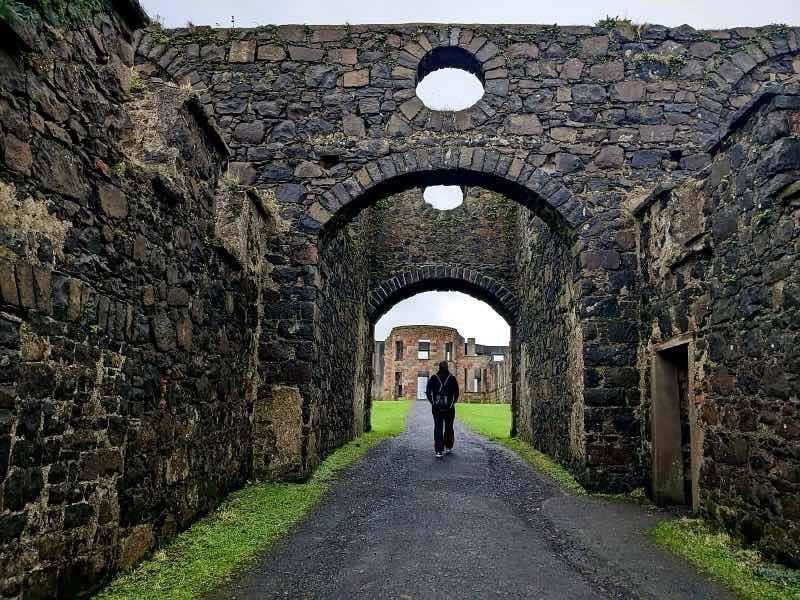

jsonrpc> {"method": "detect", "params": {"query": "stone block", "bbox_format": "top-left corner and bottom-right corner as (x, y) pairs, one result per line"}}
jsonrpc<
(97, 184), (128, 219)
(639, 124), (675, 143)
(550, 127), (577, 143)
(581, 35), (609, 56)
(3, 134), (32, 175)
(572, 84), (607, 103)
(229, 40), (255, 63)
(590, 61), (624, 81)
(119, 525), (154, 569)
(257, 45), (286, 61)
(233, 121), (265, 144)
(342, 113), (366, 137)
(328, 48), (357, 64)
(594, 145), (625, 168)
(508, 42), (540, 58)
(343, 69), (370, 87)
(294, 161), (323, 178)
(560, 58), (584, 80)
(253, 385), (304, 480)
(167, 287), (189, 306)
(288, 46), (324, 61)
(612, 81), (645, 103)
(505, 114), (543, 135)
(151, 313), (176, 351)
(15, 262), (35, 309)
(0, 261), (19, 306)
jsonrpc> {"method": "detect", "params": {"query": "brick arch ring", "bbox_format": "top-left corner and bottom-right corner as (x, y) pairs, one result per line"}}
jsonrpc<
(367, 266), (518, 324)
(313, 147), (585, 239)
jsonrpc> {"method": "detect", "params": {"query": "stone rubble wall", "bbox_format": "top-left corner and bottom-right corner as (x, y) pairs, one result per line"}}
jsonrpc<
(0, 4), (274, 598)
(636, 85), (800, 565)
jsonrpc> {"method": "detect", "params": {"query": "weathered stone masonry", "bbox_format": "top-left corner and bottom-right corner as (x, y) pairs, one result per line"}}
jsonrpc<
(636, 86), (800, 565)
(0, 2), (799, 595)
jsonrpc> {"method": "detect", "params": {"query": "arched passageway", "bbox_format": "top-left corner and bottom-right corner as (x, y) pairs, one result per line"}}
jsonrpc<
(274, 162), (641, 494)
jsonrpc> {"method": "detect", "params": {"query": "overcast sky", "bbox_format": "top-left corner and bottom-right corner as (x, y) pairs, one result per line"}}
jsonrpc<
(142, 0), (798, 28)
(140, 1), (797, 347)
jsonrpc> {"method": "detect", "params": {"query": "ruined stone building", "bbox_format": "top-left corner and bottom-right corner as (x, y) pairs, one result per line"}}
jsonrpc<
(0, 0), (799, 596)
(371, 325), (511, 402)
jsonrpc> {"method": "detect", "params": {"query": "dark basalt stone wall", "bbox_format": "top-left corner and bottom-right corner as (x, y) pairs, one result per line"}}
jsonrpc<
(636, 86), (800, 565)
(0, 3), (275, 597)
(513, 213), (589, 480)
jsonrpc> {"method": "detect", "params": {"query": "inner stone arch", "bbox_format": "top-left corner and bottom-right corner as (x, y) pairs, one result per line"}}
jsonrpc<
(367, 267), (518, 325)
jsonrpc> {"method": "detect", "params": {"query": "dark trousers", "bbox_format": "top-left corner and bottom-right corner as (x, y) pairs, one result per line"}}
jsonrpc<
(432, 406), (455, 453)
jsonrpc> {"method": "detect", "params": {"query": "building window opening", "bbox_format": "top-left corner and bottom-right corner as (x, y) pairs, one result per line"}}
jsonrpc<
(395, 340), (404, 360)
(394, 371), (403, 399)
(416, 46), (485, 112)
(418, 340), (430, 360)
(445, 342), (453, 361)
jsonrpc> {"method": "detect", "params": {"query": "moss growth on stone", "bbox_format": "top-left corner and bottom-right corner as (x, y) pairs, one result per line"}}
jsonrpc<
(595, 15), (632, 30)
(631, 52), (688, 76)
(1, 0), (109, 25)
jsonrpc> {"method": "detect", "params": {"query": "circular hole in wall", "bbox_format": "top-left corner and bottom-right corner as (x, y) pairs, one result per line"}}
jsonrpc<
(415, 46), (485, 112)
(415, 68), (485, 111)
(423, 186), (464, 210)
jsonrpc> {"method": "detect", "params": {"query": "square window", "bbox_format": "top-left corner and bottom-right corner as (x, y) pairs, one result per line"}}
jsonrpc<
(418, 340), (430, 360)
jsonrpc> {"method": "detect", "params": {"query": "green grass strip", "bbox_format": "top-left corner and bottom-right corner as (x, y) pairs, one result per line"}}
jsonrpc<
(455, 403), (586, 495)
(94, 400), (413, 600)
(649, 518), (800, 600)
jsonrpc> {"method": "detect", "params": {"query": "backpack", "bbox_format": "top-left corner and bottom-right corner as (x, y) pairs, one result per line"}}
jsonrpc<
(431, 374), (452, 410)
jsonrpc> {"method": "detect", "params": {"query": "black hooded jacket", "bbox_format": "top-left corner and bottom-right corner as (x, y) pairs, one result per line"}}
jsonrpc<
(425, 368), (459, 408)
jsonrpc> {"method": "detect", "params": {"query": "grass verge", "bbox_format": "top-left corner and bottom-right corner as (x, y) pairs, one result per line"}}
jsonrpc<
(455, 403), (586, 495)
(649, 518), (800, 600)
(94, 400), (413, 600)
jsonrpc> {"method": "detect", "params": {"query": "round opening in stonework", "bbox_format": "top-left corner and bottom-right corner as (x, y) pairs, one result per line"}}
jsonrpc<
(423, 186), (464, 210)
(415, 46), (485, 112)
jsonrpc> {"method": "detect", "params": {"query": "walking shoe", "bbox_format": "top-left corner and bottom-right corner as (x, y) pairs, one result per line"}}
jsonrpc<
(435, 452), (443, 458)
(445, 448), (453, 455)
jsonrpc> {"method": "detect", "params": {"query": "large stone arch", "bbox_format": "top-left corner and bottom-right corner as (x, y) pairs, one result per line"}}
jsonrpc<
(313, 147), (584, 239)
(367, 266), (517, 324)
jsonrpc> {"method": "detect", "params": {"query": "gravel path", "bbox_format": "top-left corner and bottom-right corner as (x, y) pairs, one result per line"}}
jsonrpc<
(208, 402), (732, 599)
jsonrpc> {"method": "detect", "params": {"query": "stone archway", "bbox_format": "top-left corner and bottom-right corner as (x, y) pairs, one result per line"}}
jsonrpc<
(311, 147), (585, 237)
(367, 266), (517, 324)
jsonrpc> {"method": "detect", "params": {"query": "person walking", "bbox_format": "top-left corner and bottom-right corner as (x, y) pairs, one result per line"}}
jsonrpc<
(426, 360), (459, 458)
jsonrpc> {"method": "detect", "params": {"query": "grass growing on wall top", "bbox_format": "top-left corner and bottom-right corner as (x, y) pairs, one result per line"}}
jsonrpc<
(95, 400), (413, 600)
(650, 518), (800, 600)
(454, 403), (587, 495)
